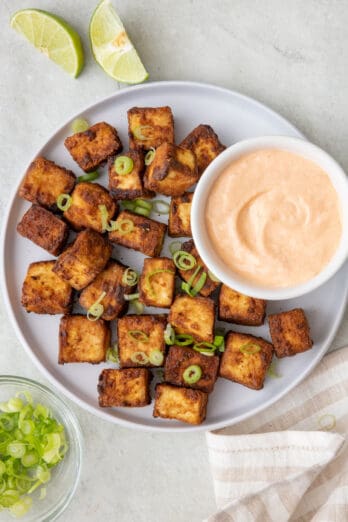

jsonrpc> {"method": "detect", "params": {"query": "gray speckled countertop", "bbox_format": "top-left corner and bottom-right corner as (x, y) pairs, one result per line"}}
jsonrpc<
(1, 1), (348, 520)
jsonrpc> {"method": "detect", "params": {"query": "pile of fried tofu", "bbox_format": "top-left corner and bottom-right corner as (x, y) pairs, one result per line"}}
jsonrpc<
(17, 106), (313, 426)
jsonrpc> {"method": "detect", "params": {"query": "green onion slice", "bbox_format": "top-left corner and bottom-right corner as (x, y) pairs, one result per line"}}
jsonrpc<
(208, 270), (220, 283)
(318, 414), (336, 431)
(106, 344), (119, 363)
(193, 342), (217, 355)
(131, 299), (144, 315)
(56, 194), (72, 212)
(152, 200), (170, 214)
(128, 330), (150, 343)
(181, 267), (207, 297)
(133, 206), (151, 217)
(133, 125), (154, 140)
(77, 171), (99, 183)
(124, 292), (140, 302)
(115, 218), (135, 236)
(146, 269), (175, 297)
(239, 343), (262, 355)
(164, 324), (175, 345)
(99, 204), (117, 232)
(149, 350), (164, 366)
(169, 241), (182, 256)
(130, 351), (149, 365)
(71, 117), (89, 133)
(135, 199), (152, 211)
(267, 361), (281, 378)
(183, 365), (202, 384)
(87, 291), (106, 321)
(174, 334), (194, 346)
(214, 335), (225, 352)
(122, 268), (138, 286)
(144, 148), (156, 166)
(173, 251), (196, 271)
(114, 156), (134, 175)
(122, 200), (136, 211)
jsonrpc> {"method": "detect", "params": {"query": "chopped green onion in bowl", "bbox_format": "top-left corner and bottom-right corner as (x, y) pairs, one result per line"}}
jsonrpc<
(0, 376), (82, 520)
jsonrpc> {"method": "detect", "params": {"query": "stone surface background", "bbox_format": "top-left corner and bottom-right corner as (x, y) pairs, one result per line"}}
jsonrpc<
(1, 1), (347, 520)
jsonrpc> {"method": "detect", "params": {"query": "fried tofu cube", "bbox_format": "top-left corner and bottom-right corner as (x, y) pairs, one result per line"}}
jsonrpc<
(178, 240), (220, 297)
(128, 106), (174, 151)
(64, 122), (122, 172)
(268, 308), (313, 358)
(164, 345), (219, 393)
(53, 229), (112, 290)
(21, 261), (73, 314)
(144, 143), (198, 196)
(180, 124), (225, 177)
(219, 332), (273, 390)
(79, 260), (134, 321)
(109, 210), (166, 257)
(18, 156), (76, 210)
(218, 285), (266, 326)
(139, 257), (176, 308)
(98, 368), (151, 407)
(17, 205), (69, 256)
(108, 150), (154, 200)
(153, 384), (208, 425)
(168, 192), (193, 237)
(59, 314), (110, 364)
(168, 295), (215, 343)
(63, 182), (117, 233)
(117, 314), (167, 368)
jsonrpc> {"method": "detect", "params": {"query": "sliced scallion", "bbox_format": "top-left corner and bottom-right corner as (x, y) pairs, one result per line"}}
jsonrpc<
(267, 361), (281, 378)
(183, 365), (202, 384)
(114, 156), (134, 175)
(173, 251), (196, 271)
(87, 291), (106, 321)
(128, 330), (150, 343)
(144, 148), (156, 166)
(106, 344), (119, 364)
(133, 206), (151, 217)
(130, 352), (149, 365)
(146, 269), (175, 296)
(169, 241), (182, 256)
(56, 194), (72, 212)
(174, 334), (194, 346)
(152, 200), (170, 214)
(214, 335), (225, 352)
(164, 324), (175, 345)
(193, 342), (217, 355)
(133, 125), (154, 140)
(181, 267), (207, 297)
(77, 171), (99, 183)
(115, 218), (135, 235)
(71, 117), (89, 133)
(122, 268), (138, 286)
(239, 343), (261, 355)
(131, 299), (144, 315)
(124, 293), (140, 302)
(99, 204), (116, 232)
(135, 199), (152, 211)
(149, 350), (164, 366)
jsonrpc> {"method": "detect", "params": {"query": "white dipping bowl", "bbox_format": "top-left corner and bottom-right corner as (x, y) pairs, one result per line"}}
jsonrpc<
(191, 136), (348, 300)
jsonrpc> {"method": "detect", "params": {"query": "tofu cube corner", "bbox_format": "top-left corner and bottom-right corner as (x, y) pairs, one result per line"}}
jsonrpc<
(98, 368), (151, 407)
(219, 331), (273, 390)
(268, 308), (313, 357)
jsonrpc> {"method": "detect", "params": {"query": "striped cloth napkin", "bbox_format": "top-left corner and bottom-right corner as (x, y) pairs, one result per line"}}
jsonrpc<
(205, 347), (348, 521)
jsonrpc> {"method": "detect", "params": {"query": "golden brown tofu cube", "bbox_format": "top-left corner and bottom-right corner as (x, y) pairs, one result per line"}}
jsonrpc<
(178, 240), (220, 297)
(21, 261), (73, 315)
(268, 308), (313, 358)
(180, 124), (225, 177)
(53, 229), (112, 290)
(168, 295), (215, 343)
(218, 285), (266, 326)
(98, 368), (151, 407)
(168, 192), (193, 237)
(79, 260), (135, 321)
(139, 257), (176, 308)
(128, 106), (174, 151)
(109, 210), (166, 257)
(108, 150), (154, 200)
(64, 122), (122, 172)
(18, 156), (76, 210)
(17, 205), (69, 256)
(144, 143), (198, 196)
(59, 314), (110, 364)
(117, 314), (167, 368)
(219, 332), (273, 390)
(164, 345), (219, 393)
(63, 182), (117, 233)
(153, 384), (208, 425)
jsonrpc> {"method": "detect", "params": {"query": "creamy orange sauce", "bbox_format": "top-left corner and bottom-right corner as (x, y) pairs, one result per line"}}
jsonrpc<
(206, 149), (342, 288)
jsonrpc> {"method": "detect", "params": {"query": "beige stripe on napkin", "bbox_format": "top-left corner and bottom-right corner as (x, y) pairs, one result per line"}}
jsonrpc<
(205, 347), (348, 522)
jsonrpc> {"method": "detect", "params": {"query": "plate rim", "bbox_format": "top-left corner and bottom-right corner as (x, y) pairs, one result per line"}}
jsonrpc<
(1, 80), (347, 432)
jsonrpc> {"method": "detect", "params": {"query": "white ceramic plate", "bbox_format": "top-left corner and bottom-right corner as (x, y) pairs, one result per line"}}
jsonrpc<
(2, 81), (348, 432)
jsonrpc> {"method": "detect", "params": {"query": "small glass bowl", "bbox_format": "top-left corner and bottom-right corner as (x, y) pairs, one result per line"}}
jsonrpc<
(0, 376), (83, 522)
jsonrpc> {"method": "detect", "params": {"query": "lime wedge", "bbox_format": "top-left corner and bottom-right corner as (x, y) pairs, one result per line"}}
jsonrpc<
(89, 0), (148, 84)
(10, 9), (84, 78)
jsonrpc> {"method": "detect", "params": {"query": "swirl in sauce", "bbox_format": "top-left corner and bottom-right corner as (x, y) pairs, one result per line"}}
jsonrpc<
(205, 149), (342, 288)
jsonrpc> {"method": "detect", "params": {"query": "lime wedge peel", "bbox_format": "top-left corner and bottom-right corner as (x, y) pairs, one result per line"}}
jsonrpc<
(10, 9), (84, 78)
(89, 0), (149, 84)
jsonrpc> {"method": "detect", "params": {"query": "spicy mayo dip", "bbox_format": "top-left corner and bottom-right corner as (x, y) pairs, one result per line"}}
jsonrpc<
(205, 148), (342, 288)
